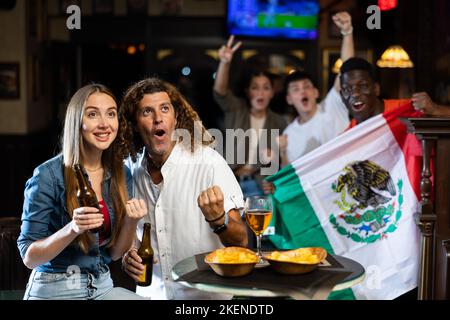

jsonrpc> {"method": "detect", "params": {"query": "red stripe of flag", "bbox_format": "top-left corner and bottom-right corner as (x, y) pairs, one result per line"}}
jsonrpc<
(384, 101), (424, 200)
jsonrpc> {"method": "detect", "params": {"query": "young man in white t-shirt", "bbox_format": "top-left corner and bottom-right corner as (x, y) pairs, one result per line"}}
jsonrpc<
(279, 11), (354, 165)
(281, 71), (350, 163)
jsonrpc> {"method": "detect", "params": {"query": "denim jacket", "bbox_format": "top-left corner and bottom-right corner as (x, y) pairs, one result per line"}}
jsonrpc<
(17, 155), (132, 275)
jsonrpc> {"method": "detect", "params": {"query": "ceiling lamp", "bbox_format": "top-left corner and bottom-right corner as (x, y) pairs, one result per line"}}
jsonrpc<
(127, 45), (137, 55)
(376, 45), (414, 68)
(378, 0), (397, 11)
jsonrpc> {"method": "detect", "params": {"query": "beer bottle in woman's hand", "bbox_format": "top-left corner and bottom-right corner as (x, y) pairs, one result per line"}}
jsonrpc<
(136, 223), (153, 286)
(73, 164), (103, 233)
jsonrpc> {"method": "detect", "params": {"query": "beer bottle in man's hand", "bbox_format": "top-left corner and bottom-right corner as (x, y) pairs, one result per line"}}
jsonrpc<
(73, 164), (103, 233)
(136, 223), (153, 286)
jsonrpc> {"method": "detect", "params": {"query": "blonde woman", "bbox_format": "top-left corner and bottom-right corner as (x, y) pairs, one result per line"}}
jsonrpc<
(18, 84), (147, 300)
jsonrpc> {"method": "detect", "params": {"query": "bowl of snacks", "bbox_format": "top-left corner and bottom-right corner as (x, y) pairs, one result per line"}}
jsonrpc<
(204, 247), (259, 277)
(264, 247), (327, 275)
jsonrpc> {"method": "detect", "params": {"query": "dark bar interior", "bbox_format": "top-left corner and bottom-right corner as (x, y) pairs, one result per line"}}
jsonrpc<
(0, 0), (449, 304)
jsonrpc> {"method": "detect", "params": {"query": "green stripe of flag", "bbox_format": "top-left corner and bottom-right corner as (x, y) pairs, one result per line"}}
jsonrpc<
(266, 164), (333, 251)
(266, 164), (356, 300)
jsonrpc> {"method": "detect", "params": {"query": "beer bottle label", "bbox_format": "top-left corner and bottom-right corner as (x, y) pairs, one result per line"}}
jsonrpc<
(137, 265), (147, 283)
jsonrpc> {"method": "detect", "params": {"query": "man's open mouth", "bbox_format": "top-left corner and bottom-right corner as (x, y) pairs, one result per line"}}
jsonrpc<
(352, 101), (365, 111)
(154, 129), (166, 137)
(301, 97), (309, 105)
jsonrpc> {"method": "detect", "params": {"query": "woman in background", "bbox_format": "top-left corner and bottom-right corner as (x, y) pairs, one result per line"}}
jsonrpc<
(213, 36), (287, 197)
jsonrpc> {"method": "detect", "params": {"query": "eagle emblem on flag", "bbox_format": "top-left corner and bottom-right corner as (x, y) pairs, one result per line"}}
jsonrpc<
(330, 160), (404, 243)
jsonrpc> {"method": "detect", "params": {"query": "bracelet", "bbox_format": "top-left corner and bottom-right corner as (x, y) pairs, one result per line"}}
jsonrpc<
(341, 26), (353, 36)
(223, 211), (229, 226)
(205, 211), (225, 223)
(213, 223), (228, 234)
(213, 213), (229, 234)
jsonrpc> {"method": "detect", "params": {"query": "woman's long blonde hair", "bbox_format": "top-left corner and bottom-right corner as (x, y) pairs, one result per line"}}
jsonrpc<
(62, 84), (129, 253)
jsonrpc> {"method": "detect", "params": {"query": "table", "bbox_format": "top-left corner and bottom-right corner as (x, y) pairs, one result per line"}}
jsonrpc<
(172, 253), (365, 299)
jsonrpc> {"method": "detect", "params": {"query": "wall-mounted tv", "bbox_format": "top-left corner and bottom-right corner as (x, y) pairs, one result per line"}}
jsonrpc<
(227, 0), (320, 40)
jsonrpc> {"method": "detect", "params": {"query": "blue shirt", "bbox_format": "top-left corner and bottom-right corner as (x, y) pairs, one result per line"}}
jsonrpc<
(17, 155), (132, 274)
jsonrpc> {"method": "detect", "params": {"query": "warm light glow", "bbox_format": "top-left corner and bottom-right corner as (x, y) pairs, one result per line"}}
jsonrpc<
(205, 50), (219, 60)
(378, 0), (397, 11)
(332, 58), (343, 74)
(127, 45), (137, 55)
(376, 45), (414, 68)
(242, 50), (258, 60)
(157, 49), (174, 60)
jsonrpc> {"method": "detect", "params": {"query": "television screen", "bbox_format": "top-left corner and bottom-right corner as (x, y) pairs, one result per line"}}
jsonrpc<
(227, 0), (320, 40)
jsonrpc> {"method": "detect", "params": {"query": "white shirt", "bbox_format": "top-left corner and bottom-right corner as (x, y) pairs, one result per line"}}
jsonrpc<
(283, 88), (349, 163)
(127, 143), (244, 300)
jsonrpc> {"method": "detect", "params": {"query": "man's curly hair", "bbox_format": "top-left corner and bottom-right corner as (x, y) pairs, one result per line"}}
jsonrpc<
(120, 77), (213, 162)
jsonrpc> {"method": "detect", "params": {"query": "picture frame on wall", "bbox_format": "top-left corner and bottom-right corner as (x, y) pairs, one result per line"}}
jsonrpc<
(0, 63), (20, 99)
(92, 0), (114, 15)
(321, 48), (373, 96)
(127, 0), (148, 15)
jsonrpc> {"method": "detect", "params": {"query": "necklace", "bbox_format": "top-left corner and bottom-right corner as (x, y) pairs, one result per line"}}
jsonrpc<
(85, 166), (103, 172)
(147, 154), (163, 170)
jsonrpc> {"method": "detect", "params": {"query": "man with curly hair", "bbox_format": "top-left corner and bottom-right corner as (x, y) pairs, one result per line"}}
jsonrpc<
(119, 77), (247, 299)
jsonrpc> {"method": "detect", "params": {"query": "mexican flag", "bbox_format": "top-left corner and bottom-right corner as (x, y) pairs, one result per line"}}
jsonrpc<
(266, 102), (423, 300)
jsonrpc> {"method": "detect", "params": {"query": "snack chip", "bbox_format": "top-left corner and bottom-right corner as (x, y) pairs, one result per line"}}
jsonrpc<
(206, 247), (259, 264)
(268, 248), (323, 264)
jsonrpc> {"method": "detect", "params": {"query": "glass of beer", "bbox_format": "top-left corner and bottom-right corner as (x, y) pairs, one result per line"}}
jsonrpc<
(244, 196), (273, 264)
